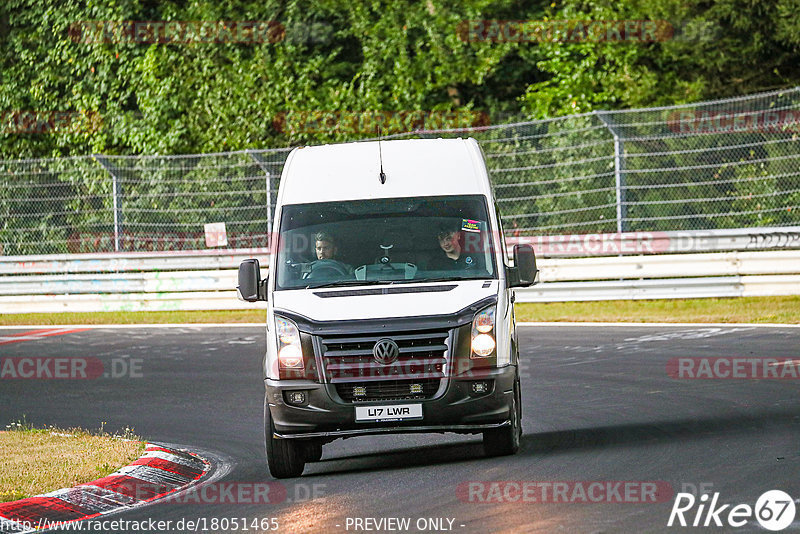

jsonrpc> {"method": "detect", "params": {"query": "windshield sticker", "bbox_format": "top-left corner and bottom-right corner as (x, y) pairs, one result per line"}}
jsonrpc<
(462, 219), (482, 233)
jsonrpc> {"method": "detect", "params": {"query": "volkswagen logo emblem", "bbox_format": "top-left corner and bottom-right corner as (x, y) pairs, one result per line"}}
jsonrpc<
(373, 338), (399, 365)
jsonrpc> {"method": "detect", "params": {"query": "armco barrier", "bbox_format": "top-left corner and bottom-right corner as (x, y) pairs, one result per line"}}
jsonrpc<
(3, 251), (799, 294)
(510, 225), (800, 257)
(0, 247), (798, 313)
(3, 226), (799, 274)
(538, 250), (800, 281)
(516, 274), (800, 302)
(0, 271), (239, 295)
(515, 277), (746, 302)
(1, 248), (270, 275)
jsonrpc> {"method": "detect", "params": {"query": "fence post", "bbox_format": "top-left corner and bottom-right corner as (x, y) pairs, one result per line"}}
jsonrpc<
(246, 150), (273, 246)
(595, 111), (628, 234)
(93, 155), (122, 252)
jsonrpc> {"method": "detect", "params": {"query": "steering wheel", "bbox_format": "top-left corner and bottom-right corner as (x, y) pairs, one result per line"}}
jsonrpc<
(307, 259), (351, 279)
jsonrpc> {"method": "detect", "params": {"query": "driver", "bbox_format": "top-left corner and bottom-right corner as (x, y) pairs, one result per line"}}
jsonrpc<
(303, 232), (353, 278)
(315, 232), (338, 260)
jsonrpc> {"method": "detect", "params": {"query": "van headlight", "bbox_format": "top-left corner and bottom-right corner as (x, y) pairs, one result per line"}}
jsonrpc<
(471, 305), (496, 358)
(275, 316), (303, 369)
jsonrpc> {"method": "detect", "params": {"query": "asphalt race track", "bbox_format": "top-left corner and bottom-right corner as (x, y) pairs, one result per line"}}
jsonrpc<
(1, 324), (798, 533)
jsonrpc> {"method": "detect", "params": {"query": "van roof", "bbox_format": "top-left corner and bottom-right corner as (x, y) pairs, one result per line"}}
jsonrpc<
(277, 138), (491, 205)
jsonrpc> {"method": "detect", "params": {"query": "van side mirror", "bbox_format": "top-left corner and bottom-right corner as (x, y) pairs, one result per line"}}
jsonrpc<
(509, 244), (538, 287)
(237, 259), (267, 302)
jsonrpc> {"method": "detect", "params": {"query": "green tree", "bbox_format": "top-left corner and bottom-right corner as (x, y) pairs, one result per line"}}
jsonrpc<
(0, 0), (535, 158)
(520, 0), (800, 118)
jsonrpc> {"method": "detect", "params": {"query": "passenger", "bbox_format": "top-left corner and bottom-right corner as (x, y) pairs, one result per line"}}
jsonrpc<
(429, 227), (471, 270)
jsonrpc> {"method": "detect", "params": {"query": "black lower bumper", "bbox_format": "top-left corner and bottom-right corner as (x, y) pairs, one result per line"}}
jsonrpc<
(265, 365), (517, 440)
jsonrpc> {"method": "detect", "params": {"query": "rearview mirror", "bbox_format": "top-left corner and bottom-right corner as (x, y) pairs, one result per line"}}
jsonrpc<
(237, 259), (266, 302)
(510, 244), (538, 287)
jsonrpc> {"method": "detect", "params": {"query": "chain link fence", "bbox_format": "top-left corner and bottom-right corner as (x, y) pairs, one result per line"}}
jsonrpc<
(0, 149), (289, 255)
(400, 87), (800, 235)
(2, 88), (799, 255)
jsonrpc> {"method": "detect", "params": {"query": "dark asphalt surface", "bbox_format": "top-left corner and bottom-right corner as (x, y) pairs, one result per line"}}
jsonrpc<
(1, 324), (799, 533)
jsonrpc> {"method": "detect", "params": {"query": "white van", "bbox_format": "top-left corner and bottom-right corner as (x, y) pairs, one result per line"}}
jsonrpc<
(238, 138), (537, 478)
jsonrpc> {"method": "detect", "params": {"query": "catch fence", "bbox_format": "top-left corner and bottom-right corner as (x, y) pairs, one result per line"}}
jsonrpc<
(2, 87), (799, 255)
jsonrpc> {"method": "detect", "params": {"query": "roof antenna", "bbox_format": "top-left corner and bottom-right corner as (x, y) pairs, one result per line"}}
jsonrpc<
(378, 125), (387, 184)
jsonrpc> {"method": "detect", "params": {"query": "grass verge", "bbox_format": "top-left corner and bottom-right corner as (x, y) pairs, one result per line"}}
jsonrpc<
(0, 420), (145, 503)
(515, 296), (800, 324)
(0, 297), (797, 326)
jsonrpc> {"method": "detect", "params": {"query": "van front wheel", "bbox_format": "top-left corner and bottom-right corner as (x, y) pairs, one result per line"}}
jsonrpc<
(483, 379), (522, 457)
(264, 401), (306, 478)
(303, 440), (323, 462)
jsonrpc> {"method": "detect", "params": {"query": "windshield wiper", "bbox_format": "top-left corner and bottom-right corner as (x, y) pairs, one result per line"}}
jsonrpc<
(305, 279), (393, 289)
(305, 276), (491, 289)
(406, 276), (483, 283)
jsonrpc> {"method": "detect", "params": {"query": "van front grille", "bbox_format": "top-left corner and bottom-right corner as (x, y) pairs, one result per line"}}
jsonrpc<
(316, 329), (449, 402)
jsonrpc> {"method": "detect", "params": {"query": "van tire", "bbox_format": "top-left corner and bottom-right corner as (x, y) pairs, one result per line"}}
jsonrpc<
(304, 440), (323, 462)
(265, 401), (306, 478)
(483, 378), (522, 457)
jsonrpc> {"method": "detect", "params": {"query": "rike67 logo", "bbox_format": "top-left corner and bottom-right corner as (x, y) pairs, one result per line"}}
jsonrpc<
(668, 490), (796, 531)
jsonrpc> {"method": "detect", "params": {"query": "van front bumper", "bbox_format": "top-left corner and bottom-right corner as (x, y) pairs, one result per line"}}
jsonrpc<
(265, 364), (517, 440)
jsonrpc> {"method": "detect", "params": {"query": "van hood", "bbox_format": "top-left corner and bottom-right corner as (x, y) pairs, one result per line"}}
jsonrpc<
(272, 280), (499, 323)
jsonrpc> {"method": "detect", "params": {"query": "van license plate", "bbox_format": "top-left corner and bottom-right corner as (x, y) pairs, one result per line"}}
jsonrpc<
(355, 404), (423, 422)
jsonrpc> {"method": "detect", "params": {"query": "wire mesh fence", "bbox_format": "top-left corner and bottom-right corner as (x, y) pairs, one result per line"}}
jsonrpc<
(398, 87), (800, 236)
(2, 88), (799, 255)
(0, 149), (289, 255)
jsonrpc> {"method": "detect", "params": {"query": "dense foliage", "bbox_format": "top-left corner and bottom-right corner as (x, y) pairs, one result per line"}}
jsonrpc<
(1, 0), (799, 158)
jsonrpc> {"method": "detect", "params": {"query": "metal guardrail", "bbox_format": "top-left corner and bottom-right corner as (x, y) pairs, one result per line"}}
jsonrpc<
(2, 227), (798, 277)
(516, 275), (800, 302)
(0, 271), (238, 295)
(5, 274), (798, 312)
(3, 250), (799, 293)
(510, 225), (800, 257)
(516, 277), (746, 302)
(1, 247), (798, 313)
(540, 250), (800, 281)
(1, 248), (270, 275)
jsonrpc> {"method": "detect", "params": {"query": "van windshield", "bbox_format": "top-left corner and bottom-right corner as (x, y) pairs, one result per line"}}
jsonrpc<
(275, 195), (497, 290)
